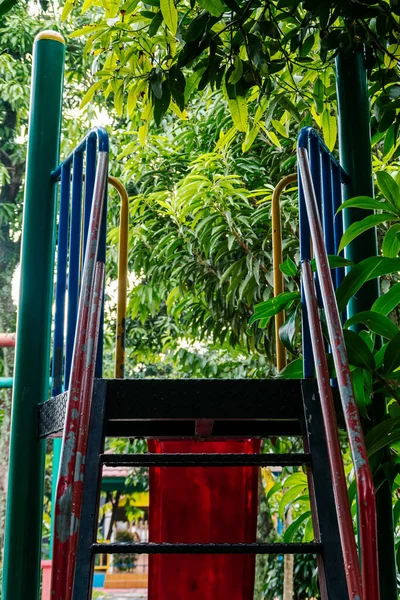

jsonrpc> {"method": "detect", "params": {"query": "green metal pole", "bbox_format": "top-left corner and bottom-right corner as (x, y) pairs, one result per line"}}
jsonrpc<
(336, 48), (397, 599)
(2, 31), (65, 600)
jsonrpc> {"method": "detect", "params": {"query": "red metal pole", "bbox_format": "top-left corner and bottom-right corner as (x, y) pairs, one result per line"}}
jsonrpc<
(66, 260), (104, 591)
(298, 147), (379, 600)
(51, 151), (108, 600)
(302, 260), (362, 599)
(0, 333), (15, 348)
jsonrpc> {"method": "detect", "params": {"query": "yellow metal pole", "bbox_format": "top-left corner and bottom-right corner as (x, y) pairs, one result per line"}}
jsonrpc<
(271, 173), (297, 373)
(108, 176), (129, 378)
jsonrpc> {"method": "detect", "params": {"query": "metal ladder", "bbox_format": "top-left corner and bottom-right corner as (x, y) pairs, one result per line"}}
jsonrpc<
(39, 377), (348, 599)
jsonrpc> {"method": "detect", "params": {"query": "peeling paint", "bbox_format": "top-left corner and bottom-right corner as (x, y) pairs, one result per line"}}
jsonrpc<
(60, 430), (75, 477)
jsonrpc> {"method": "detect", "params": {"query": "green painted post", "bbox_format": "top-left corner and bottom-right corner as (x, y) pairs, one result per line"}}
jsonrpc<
(2, 31), (65, 600)
(336, 48), (397, 599)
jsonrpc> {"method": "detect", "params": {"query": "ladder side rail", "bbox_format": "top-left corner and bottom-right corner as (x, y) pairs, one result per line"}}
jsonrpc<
(301, 259), (362, 599)
(298, 145), (379, 600)
(51, 143), (108, 600)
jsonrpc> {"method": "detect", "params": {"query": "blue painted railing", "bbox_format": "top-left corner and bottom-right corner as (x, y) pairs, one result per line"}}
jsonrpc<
(50, 127), (109, 400)
(297, 127), (347, 378)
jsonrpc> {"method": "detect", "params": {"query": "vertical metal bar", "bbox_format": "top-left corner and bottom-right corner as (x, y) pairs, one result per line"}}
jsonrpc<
(299, 174), (313, 378)
(50, 163), (70, 556)
(108, 176), (130, 379)
(66, 261), (105, 591)
(65, 150), (84, 384)
(73, 380), (108, 600)
(51, 152), (108, 600)
(302, 260), (362, 600)
(95, 184), (107, 378)
(301, 379), (349, 600)
(320, 152), (334, 261)
(2, 31), (65, 600)
(52, 164), (70, 396)
(271, 173), (297, 373)
(83, 135), (96, 256)
(331, 164), (345, 290)
(298, 147), (380, 600)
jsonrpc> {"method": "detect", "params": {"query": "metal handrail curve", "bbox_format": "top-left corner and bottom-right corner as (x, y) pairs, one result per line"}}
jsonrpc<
(271, 173), (297, 372)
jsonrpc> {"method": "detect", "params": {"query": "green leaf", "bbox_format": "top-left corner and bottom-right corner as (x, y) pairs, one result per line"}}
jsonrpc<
(279, 485), (307, 519)
(242, 124), (260, 153)
(336, 257), (400, 313)
(228, 56), (243, 84)
(197, 0), (226, 16)
(302, 516), (314, 542)
(266, 482), (282, 501)
(275, 358), (303, 379)
(372, 282), (400, 315)
(321, 108), (337, 151)
(284, 472), (308, 487)
(344, 311), (399, 340)
(80, 80), (104, 109)
(382, 223), (400, 258)
(376, 171), (400, 210)
(343, 329), (375, 371)
(148, 10), (163, 36)
(160, 0), (178, 35)
(184, 69), (206, 102)
(310, 255), (353, 271)
(279, 309), (298, 356)
(351, 367), (372, 417)
(383, 331), (400, 375)
(336, 196), (397, 215)
(249, 292), (300, 327)
(283, 511), (312, 543)
(228, 96), (248, 132)
(338, 214), (396, 253)
(272, 119), (288, 138)
(280, 257), (297, 277)
(365, 417), (400, 455)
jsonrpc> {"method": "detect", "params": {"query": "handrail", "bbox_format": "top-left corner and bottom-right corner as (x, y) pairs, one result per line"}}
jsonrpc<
(51, 146), (109, 600)
(108, 176), (129, 379)
(298, 146), (379, 600)
(271, 173), (297, 372)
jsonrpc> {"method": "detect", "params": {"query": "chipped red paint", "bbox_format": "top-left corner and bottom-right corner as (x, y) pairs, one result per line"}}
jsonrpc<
(298, 146), (379, 600)
(51, 151), (108, 600)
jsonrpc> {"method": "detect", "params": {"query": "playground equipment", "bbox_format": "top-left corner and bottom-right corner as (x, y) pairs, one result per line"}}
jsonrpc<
(2, 30), (387, 600)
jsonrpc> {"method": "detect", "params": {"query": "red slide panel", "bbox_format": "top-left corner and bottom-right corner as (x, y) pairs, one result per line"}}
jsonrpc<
(148, 439), (260, 600)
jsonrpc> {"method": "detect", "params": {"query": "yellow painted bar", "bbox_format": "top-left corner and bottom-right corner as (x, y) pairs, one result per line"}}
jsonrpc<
(108, 176), (129, 379)
(271, 173), (297, 373)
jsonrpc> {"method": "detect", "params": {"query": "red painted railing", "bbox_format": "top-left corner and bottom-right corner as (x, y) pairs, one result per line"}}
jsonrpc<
(298, 146), (379, 600)
(51, 150), (108, 600)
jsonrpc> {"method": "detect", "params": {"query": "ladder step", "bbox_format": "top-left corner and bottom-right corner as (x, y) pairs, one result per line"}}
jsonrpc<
(92, 542), (322, 555)
(100, 453), (312, 467)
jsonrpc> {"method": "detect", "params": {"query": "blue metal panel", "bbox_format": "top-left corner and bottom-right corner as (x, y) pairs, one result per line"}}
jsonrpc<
(298, 127), (348, 378)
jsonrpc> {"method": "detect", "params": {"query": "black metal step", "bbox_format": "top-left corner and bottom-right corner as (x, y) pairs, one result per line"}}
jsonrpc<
(39, 378), (305, 438)
(100, 453), (311, 467)
(92, 542), (322, 555)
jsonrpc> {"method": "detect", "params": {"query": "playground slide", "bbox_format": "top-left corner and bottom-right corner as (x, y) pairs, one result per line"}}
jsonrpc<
(148, 439), (260, 600)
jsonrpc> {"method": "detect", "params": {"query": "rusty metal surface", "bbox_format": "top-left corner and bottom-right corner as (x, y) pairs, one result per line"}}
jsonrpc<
(298, 146), (379, 600)
(51, 151), (108, 600)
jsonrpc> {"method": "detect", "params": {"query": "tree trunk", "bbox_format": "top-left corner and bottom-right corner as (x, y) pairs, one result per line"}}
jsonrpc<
(283, 510), (294, 600)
